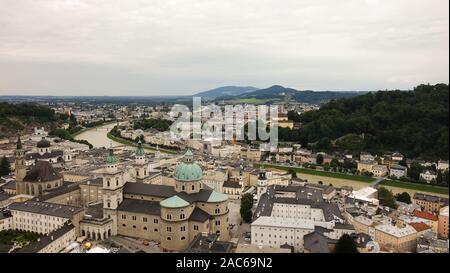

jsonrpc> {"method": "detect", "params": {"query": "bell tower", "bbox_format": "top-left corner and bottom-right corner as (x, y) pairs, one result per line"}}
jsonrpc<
(134, 141), (149, 182)
(15, 136), (27, 194)
(257, 167), (268, 200)
(102, 146), (124, 235)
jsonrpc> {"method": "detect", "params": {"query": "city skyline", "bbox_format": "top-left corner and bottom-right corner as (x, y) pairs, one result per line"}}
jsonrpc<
(0, 0), (449, 96)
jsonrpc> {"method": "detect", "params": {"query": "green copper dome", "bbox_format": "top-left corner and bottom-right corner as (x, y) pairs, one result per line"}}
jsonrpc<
(105, 148), (118, 164)
(173, 163), (203, 181)
(136, 141), (145, 157)
(160, 195), (190, 208)
(173, 150), (203, 182)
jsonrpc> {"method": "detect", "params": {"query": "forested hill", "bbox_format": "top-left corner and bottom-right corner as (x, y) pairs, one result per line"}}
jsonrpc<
(0, 103), (66, 138)
(284, 84), (449, 160)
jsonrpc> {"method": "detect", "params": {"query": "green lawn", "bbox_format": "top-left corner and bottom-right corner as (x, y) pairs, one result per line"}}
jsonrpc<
(0, 230), (40, 246)
(106, 131), (179, 155)
(381, 179), (449, 195)
(255, 163), (376, 183)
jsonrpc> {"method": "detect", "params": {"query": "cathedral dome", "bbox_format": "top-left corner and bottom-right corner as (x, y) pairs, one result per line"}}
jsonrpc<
(173, 150), (203, 182)
(173, 163), (203, 182)
(37, 137), (50, 148)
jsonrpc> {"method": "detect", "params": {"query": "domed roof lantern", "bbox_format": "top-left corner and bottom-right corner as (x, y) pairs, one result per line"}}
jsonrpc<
(105, 143), (118, 165)
(37, 137), (50, 148)
(135, 140), (145, 157)
(16, 136), (23, 150)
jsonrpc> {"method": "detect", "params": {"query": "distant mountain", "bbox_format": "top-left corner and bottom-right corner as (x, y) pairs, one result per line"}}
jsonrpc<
(233, 85), (365, 104)
(194, 86), (259, 99)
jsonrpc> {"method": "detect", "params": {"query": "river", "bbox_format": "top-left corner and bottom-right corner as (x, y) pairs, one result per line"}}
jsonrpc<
(74, 123), (122, 148)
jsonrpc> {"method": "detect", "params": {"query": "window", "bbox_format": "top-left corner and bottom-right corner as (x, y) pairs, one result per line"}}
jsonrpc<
(180, 214), (185, 220)
(121, 215), (126, 220)
(180, 226), (186, 232)
(194, 225), (199, 231)
(182, 185), (185, 191)
(192, 185), (195, 191)
(181, 236), (186, 240)
(167, 227), (172, 232)
(154, 219), (159, 224)
(143, 217), (148, 223)
(167, 214), (172, 220)
(215, 208), (220, 214)
(133, 225), (136, 229)
(143, 227), (147, 230)
(107, 180), (110, 187)
(132, 216), (137, 221)
(167, 237), (172, 241)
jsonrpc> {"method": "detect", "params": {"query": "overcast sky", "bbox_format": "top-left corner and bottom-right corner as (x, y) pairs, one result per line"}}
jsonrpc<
(0, 0), (448, 96)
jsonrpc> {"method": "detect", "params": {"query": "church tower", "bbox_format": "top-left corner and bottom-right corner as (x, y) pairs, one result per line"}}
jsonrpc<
(102, 147), (124, 235)
(257, 167), (268, 200)
(15, 136), (27, 194)
(133, 141), (150, 182)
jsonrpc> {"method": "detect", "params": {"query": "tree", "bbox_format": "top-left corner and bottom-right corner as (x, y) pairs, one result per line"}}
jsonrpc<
(378, 187), (397, 209)
(0, 156), (11, 176)
(395, 192), (411, 204)
(334, 234), (359, 253)
(316, 154), (324, 165)
(240, 193), (254, 223)
(288, 168), (297, 179)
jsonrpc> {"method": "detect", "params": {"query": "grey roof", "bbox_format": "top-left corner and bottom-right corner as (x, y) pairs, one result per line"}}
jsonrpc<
(334, 223), (355, 230)
(0, 181), (16, 191)
(303, 232), (332, 253)
(253, 185), (334, 219)
(189, 207), (211, 222)
(16, 224), (75, 253)
(25, 150), (64, 160)
(0, 192), (9, 202)
(117, 198), (161, 216)
(34, 182), (80, 202)
(177, 189), (214, 204)
(81, 177), (103, 186)
(183, 233), (233, 253)
(123, 182), (176, 198)
(413, 193), (443, 203)
(8, 201), (83, 218)
(23, 161), (62, 182)
(223, 180), (241, 189)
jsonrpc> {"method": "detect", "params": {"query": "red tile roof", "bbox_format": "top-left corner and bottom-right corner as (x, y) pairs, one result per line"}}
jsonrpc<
(409, 222), (432, 232)
(414, 210), (439, 221)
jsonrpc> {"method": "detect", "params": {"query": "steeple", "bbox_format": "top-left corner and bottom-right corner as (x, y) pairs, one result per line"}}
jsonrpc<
(135, 141), (145, 157)
(16, 136), (23, 150)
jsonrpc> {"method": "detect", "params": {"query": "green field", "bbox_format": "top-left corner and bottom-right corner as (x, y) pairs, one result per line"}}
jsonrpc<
(255, 163), (376, 183)
(381, 179), (449, 195)
(0, 230), (40, 246)
(106, 131), (179, 155)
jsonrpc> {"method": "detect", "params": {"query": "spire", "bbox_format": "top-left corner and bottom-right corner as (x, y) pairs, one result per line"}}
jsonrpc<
(105, 145), (118, 164)
(136, 140), (145, 157)
(16, 136), (23, 150)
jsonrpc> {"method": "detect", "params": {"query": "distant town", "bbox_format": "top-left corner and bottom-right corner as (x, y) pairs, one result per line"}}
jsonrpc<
(0, 84), (448, 254)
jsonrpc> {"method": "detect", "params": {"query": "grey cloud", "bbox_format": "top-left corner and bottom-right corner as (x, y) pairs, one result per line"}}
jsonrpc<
(0, 0), (448, 95)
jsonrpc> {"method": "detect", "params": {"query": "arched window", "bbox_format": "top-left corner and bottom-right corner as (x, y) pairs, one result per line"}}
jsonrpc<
(167, 237), (172, 241)
(182, 185), (185, 191)
(192, 185), (195, 191)
(107, 180), (110, 187)
(181, 236), (186, 240)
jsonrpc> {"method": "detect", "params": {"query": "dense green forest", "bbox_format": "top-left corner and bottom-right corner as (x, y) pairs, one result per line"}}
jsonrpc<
(133, 118), (173, 132)
(0, 103), (69, 138)
(280, 84), (449, 160)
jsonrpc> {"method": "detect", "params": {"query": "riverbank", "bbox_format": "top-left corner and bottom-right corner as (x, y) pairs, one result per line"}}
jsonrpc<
(106, 131), (179, 155)
(71, 121), (117, 138)
(257, 163), (449, 197)
(255, 163), (375, 183)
